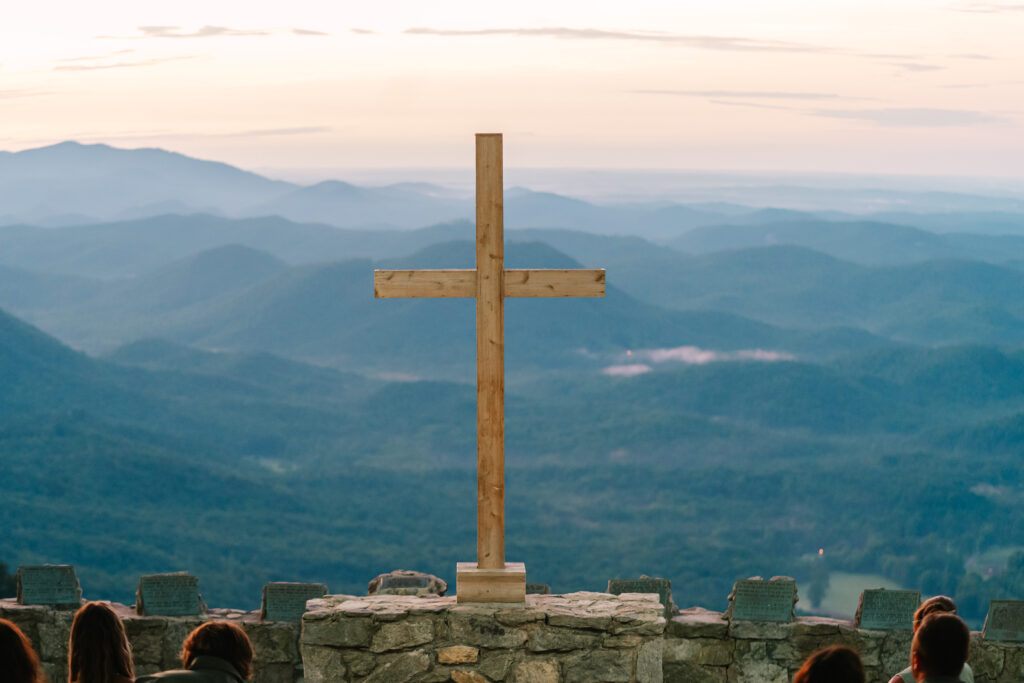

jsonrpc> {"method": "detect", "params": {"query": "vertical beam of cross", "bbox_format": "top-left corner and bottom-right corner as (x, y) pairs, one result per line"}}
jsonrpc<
(475, 134), (505, 569)
(374, 133), (605, 597)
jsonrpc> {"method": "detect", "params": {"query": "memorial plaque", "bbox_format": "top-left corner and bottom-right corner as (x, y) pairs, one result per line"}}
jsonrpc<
(260, 582), (327, 622)
(983, 600), (1024, 642)
(607, 576), (674, 618)
(16, 565), (81, 607)
(855, 589), (920, 630)
(137, 572), (202, 617)
(729, 578), (796, 622)
(526, 583), (551, 595)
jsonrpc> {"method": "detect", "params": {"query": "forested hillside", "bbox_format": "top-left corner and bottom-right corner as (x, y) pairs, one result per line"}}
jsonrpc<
(2, 144), (1023, 625)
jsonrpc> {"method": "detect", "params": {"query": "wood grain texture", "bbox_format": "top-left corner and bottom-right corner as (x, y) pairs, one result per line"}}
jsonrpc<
(476, 133), (505, 570)
(374, 269), (606, 299)
(374, 269), (475, 298)
(456, 561), (526, 603)
(504, 269), (606, 297)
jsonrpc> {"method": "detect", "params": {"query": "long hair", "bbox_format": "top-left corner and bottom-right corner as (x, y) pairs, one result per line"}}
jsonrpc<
(793, 645), (865, 683)
(0, 617), (44, 683)
(181, 621), (253, 680)
(68, 602), (134, 683)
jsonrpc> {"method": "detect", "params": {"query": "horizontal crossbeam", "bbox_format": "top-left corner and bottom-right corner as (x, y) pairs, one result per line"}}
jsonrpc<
(374, 268), (606, 299)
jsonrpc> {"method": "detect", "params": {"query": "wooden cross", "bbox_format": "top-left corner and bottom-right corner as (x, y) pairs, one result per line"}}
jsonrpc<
(374, 134), (605, 602)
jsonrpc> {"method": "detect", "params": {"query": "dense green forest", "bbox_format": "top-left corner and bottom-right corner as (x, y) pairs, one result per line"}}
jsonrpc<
(1, 154), (1023, 627)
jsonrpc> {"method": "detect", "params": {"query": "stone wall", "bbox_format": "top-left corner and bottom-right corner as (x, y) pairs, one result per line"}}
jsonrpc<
(300, 592), (665, 683)
(0, 600), (302, 683)
(5, 595), (1023, 683)
(666, 607), (1023, 683)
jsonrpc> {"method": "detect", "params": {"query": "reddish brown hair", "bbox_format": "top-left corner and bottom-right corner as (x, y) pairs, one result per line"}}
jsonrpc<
(0, 617), (44, 683)
(914, 595), (957, 625)
(181, 621), (253, 679)
(913, 612), (970, 678)
(793, 645), (865, 683)
(68, 602), (134, 683)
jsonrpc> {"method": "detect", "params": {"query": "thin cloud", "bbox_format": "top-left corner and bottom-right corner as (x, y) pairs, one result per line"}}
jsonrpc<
(707, 99), (800, 111)
(351, 28), (377, 35)
(404, 26), (832, 54)
(948, 53), (994, 60)
(602, 364), (652, 377)
(291, 28), (329, 36)
(634, 89), (842, 100)
(813, 107), (1007, 126)
(54, 55), (200, 71)
(889, 62), (945, 72)
(634, 346), (794, 364)
(138, 25), (271, 38)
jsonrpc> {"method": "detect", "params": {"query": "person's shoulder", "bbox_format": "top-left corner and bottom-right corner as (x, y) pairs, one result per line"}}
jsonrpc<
(134, 671), (199, 682)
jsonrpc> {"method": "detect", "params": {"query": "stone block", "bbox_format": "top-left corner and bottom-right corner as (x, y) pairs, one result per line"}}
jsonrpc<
(791, 617), (843, 636)
(363, 649), (431, 683)
(529, 625), (602, 652)
(245, 621), (299, 663)
(451, 671), (490, 683)
(370, 616), (434, 653)
(728, 619), (793, 640)
(342, 649), (376, 677)
(664, 637), (732, 667)
(563, 648), (632, 683)
(300, 644), (348, 683)
(449, 612), (529, 648)
(663, 661), (726, 683)
(252, 661), (294, 683)
(968, 639), (1007, 681)
(548, 611), (613, 631)
(478, 650), (515, 680)
(439, 645), (480, 664)
(603, 633), (643, 648)
(494, 608), (546, 627)
(37, 610), (74, 661)
(123, 618), (167, 664)
(509, 659), (560, 683)
(637, 639), (663, 683)
(726, 658), (789, 683)
(302, 615), (373, 647)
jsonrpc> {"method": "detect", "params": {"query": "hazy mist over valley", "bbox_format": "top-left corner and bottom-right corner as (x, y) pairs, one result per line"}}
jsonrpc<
(2, 140), (1023, 626)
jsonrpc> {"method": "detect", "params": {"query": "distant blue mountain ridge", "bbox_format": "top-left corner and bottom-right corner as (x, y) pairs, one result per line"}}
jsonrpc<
(2, 141), (1022, 238)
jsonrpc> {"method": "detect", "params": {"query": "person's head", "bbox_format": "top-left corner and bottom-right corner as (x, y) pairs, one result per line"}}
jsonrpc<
(913, 595), (958, 631)
(68, 601), (134, 683)
(793, 645), (865, 683)
(181, 622), (253, 680)
(911, 612), (970, 680)
(0, 618), (44, 683)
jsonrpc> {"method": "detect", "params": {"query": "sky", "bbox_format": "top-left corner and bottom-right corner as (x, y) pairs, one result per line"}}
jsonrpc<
(2, 1), (1023, 179)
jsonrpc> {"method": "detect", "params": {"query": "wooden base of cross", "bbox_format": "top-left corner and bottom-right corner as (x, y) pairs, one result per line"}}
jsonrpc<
(456, 562), (526, 603)
(374, 133), (604, 604)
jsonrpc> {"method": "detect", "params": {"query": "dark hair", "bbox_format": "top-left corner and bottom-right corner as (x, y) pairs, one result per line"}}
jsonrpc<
(914, 612), (970, 677)
(68, 602), (134, 683)
(0, 618), (44, 683)
(914, 595), (957, 625)
(181, 622), (253, 679)
(793, 645), (865, 683)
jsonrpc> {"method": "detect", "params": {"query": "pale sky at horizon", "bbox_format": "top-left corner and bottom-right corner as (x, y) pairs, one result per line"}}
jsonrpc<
(2, 0), (1023, 179)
